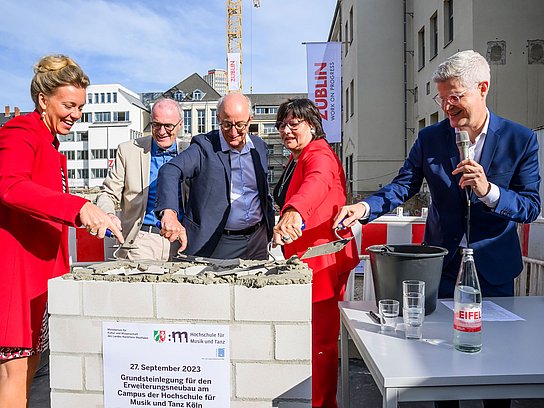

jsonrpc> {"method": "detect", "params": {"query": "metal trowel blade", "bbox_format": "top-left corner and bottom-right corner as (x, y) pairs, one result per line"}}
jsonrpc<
(300, 237), (353, 260)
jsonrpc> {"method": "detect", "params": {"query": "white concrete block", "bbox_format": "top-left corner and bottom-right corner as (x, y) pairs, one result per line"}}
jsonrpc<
(155, 283), (231, 320)
(49, 316), (102, 353)
(82, 281), (153, 318)
(231, 401), (274, 408)
(235, 363), (311, 399)
(275, 324), (312, 361)
(235, 285), (311, 322)
(49, 355), (83, 390)
(230, 324), (273, 360)
(277, 402), (311, 408)
(50, 391), (103, 407)
(48, 277), (81, 316)
(85, 355), (103, 391)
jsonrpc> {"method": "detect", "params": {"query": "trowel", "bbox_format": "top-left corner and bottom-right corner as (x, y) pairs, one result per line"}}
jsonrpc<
(300, 227), (353, 260)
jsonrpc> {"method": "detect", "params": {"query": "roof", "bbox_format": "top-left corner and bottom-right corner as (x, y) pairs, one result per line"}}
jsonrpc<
(163, 73), (221, 102)
(118, 88), (149, 111)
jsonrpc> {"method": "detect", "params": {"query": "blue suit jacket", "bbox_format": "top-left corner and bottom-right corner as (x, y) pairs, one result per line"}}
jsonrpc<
(365, 112), (541, 286)
(155, 130), (274, 257)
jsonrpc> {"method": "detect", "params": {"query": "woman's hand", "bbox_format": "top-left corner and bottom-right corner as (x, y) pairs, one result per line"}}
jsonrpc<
(273, 208), (303, 246)
(79, 202), (124, 243)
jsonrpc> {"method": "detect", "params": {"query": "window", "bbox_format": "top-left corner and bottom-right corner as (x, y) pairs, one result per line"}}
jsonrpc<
(193, 90), (203, 100)
(444, 0), (453, 45)
(67, 169), (76, 179)
(348, 7), (354, 44)
(94, 93), (99, 104)
(345, 154), (353, 201)
(58, 132), (74, 142)
(77, 150), (88, 160)
(267, 144), (274, 155)
(254, 106), (278, 115)
(91, 149), (108, 159)
(114, 111), (129, 122)
(430, 112), (439, 124)
(267, 168), (274, 183)
(107, 93), (111, 103)
(430, 12), (438, 59)
(345, 85), (350, 122)
(91, 168), (108, 178)
(81, 112), (91, 123)
(87, 93), (92, 104)
(426, 81), (431, 95)
(344, 20), (349, 55)
(112, 92), (117, 103)
(263, 123), (277, 134)
(61, 150), (75, 160)
(414, 86), (418, 103)
(211, 109), (218, 130)
(418, 27), (425, 69)
(109, 149), (117, 159)
(174, 90), (184, 102)
(77, 169), (89, 179)
(76, 131), (88, 142)
(95, 112), (111, 122)
(183, 110), (192, 134)
(100, 93), (105, 103)
(349, 80), (355, 117)
(418, 118), (426, 131)
(197, 109), (205, 133)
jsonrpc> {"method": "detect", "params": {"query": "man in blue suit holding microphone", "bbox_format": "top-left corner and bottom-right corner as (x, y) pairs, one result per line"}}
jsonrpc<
(335, 49), (541, 299)
(335, 50), (540, 408)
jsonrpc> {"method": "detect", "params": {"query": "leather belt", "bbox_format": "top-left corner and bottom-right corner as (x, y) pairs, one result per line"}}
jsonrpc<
(223, 221), (263, 236)
(140, 224), (162, 234)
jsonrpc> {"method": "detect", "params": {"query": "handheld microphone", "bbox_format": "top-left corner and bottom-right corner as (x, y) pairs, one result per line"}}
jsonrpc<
(456, 130), (470, 162)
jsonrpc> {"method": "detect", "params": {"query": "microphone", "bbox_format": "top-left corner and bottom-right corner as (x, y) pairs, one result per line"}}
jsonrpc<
(456, 130), (470, 162)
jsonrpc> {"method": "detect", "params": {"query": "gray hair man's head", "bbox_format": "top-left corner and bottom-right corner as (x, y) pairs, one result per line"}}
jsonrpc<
(432, 50), (490, 89)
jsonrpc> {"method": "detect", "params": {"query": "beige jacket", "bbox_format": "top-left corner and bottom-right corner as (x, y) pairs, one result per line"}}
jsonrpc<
(96, 136), (188, 245)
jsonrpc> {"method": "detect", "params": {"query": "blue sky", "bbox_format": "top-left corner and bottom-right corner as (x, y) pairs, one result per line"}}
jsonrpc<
(0, 0), (336, 111)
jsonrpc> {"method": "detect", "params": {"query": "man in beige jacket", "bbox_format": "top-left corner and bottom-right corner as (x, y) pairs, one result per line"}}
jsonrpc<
(97, 98), (188, 260)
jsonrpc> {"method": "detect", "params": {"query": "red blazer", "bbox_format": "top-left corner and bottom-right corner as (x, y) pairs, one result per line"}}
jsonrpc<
(282, 139), (359, 303)
(0, 111), (88, 348)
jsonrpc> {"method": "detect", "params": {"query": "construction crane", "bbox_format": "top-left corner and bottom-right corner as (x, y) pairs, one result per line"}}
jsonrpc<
(226, 0), (260, 92)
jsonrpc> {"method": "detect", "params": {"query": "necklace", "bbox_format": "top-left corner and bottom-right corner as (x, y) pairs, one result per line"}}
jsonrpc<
(278, 159), (297, 196)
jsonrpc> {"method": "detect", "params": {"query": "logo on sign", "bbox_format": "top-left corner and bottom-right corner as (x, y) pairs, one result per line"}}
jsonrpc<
(154, 330), (166, 343)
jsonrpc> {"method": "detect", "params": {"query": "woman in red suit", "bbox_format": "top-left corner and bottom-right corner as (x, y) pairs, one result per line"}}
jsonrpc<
(272, 98), (359, 407)
(0, 55), (123, 407)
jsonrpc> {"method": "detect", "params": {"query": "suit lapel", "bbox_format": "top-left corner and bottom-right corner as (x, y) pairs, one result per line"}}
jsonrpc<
(139, 137), (152, 201)
(445, 124), (469, 204)
(479, 113), (499, 175)
(212, 132), (232, 192)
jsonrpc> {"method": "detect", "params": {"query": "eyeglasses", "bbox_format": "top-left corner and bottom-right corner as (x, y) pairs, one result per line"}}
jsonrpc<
(275, 119), (305, 131)
(432, 86), (476, 107)
(151, 119), (182, 133)
(220, 118), (250, 132)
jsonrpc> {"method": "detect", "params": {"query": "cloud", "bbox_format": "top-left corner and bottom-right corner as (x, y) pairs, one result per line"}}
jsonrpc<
(0, 0), (335, 110)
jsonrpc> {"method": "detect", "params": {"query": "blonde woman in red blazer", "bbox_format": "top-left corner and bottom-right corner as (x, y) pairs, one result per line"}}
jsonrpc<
(0, 55), (123, 407)
(272, 98), (359, 408)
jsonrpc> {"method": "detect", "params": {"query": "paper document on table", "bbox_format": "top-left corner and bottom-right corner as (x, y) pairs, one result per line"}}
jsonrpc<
(441, 300), (524, 321)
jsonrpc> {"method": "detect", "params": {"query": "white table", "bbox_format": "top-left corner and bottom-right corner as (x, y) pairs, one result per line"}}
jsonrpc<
(340, 297), (544, 407)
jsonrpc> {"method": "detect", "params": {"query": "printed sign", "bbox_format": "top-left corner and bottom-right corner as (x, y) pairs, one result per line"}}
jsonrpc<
(103, 322), (230, 407)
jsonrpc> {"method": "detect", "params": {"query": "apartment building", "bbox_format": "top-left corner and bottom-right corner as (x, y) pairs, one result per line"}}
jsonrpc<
(59, 84), (149, 189)
(330, 0), (544, 200)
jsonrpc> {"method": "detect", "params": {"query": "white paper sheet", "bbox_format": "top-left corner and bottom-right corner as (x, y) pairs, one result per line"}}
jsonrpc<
(441, 300), (525, 321)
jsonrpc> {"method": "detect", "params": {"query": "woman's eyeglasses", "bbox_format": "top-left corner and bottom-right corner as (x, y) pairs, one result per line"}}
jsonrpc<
(275, 119), (305, 131)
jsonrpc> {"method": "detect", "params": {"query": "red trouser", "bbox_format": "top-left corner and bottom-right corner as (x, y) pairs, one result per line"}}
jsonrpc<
(312, 274), (349, 408)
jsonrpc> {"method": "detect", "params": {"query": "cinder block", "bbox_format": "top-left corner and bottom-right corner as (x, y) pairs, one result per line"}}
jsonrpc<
(230, 324), (273, 360)
(48, 277), (81, 316)
(235, 285), (311, 322)
(275, 324), (312, 360)
(49, 355), (83, 390)
(82, 281), (153, 318)
(235, 363), (311, 399)
(155, 283), (231, 320)
(277, 402), (311, 407)
(231, 401), (274, 408)
(49, 316), (102, 353)
(50, 391), (103, 407)
(85, 355), (103, 391)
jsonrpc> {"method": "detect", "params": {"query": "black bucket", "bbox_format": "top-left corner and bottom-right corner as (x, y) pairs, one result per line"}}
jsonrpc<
(367, 244), (448, 315)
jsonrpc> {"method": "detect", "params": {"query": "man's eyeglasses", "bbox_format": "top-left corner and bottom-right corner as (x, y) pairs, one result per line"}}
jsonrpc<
(432, 86), (477, 107)
(275, 119), (305, 131)
(151, 119), (182, 133)
(219, 118), (250, 132)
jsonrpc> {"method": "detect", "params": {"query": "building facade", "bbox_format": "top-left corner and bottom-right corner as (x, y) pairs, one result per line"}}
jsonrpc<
(204, 69), (228, 96)
(330, 0), (544, 202)
(59, 84), (149, 189)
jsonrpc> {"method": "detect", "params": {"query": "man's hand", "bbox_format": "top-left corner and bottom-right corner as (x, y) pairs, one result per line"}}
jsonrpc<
(159, 209), (188, 251)
(452, 159), (491, 198)
(332, 203), (367, 229)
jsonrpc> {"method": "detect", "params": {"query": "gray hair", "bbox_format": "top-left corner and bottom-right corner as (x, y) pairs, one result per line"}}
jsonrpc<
(432, 50), (490, 88)
(151, 98), (183, 121)
(217, 92), (253, 118)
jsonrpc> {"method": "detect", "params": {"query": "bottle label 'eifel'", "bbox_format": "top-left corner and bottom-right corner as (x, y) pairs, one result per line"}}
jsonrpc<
(454, 306), (482, 332)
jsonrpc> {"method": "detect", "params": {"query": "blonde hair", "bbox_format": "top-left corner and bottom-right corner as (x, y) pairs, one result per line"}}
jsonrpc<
(30, 54), (90, 107)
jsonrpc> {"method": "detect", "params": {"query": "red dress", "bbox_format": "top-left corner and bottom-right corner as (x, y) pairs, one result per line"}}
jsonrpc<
(281, 138), (359, 408)
(0, 111), (88, 350)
